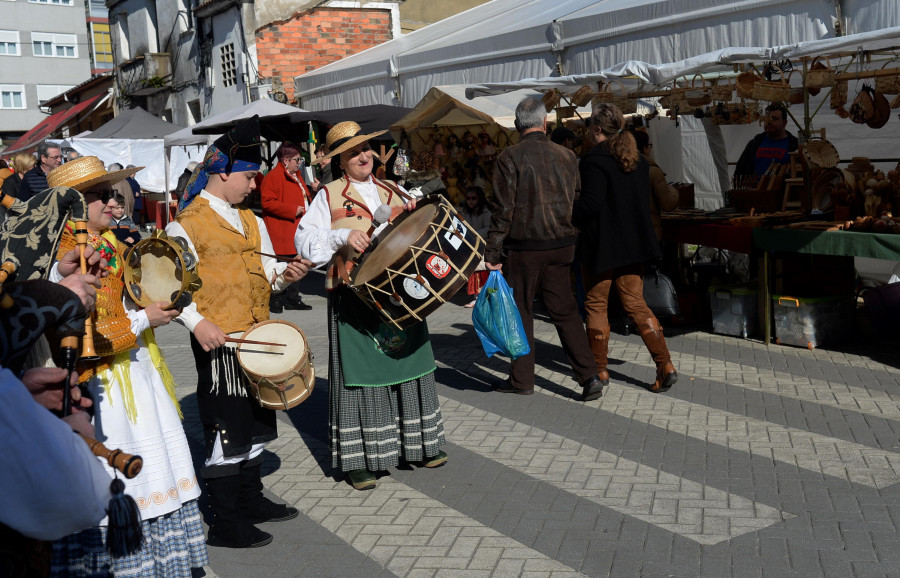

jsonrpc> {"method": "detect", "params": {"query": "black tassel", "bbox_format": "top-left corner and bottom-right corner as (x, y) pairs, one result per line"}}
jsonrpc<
(106, 478), (143, 558)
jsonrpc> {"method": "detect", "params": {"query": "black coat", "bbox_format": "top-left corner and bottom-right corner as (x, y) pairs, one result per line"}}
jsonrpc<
(1, 172), (22, 199)
(573, 143), (660, 275)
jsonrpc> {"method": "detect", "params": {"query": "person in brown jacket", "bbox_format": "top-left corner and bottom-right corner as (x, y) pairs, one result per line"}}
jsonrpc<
(484, 96), (603, 400)
(633, 130), (678, 241)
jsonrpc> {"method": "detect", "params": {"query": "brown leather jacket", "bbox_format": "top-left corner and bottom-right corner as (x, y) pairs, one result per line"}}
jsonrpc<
(484, 131), (580, 263)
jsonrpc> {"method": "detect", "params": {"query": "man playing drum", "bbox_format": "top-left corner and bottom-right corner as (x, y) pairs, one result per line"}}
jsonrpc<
(295, 121), (448, 491)
(165, 116), (311, 549)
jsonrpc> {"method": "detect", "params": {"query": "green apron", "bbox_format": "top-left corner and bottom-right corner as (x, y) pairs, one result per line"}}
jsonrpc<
(335, 289), (436, 387)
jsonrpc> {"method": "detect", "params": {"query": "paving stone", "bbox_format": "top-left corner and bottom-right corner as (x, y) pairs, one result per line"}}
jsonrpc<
(152, 279), (900, 577)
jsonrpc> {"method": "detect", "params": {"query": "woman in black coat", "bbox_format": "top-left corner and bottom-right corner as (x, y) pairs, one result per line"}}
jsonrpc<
(573, 104), (677, 396)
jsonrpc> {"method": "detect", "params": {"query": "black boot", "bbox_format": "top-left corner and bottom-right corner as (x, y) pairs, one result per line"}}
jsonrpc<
(204, 474), (273, 548)
(238, 460), (299, 524)
(269, 295), (284, 314)
(283, 292), (312, 310)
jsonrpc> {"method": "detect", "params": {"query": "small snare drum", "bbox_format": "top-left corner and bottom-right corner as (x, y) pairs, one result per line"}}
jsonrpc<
(236, 320), (315, 411)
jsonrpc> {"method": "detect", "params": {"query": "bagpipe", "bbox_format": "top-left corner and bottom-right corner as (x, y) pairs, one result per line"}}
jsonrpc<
(0, 186), (144, 556)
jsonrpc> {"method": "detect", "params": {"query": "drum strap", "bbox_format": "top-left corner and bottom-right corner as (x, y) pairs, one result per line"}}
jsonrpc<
(334, 254), (353, 285)
(380, 178), (413, 202)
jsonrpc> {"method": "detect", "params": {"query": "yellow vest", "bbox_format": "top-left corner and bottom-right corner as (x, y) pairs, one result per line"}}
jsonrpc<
(176, 197), (270, 333)
(323, 176), (407, 290)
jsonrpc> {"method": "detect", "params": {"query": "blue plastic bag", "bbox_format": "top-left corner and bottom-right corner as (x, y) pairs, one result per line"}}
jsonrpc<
(472, 270), (530, 359)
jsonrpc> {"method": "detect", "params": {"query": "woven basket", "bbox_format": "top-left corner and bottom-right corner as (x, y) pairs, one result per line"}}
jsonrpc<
(806, 58), (835, 89)
(875, 64), (900, 95)
(685, 75), (712, 106)
(709, 77), (734, 102)
(830, 80), (848, 109)
(735, 71), (760, 100)
(591, 80), (636, 114)
(658, 80), (689, 111)
(803, 137), (840, 169)
(752, 68), (791, 102)
(555, 105), (577, 119)
(789, 86), (805, 105)
(570, 84), (594, 107)
(711, 100), (758, 125)
(542, 90), (561, 112)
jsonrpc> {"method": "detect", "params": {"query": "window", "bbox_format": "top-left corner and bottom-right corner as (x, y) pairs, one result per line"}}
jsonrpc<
(0, 85), (25, 109)
(220, 42), (236, 88)
(29, 0), (75, 5)
(87, 0), (106, 18)
(32, 32), (77, 58)
(0, 30), (19, 55)
(90, 22), (113, 69)
(36, 84), (74, 103)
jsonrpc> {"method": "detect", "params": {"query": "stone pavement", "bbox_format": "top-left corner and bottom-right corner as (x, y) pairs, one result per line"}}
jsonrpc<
(154, 273), (900, 577)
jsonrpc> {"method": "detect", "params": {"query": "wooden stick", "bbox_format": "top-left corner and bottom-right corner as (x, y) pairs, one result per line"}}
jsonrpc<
(224, 337), (287, 347)
(254, 251), (302, 262)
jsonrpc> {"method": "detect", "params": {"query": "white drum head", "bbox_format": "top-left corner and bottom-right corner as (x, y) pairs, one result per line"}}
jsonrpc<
(138, 243), (184, 303)
(238, 321), (306, 377)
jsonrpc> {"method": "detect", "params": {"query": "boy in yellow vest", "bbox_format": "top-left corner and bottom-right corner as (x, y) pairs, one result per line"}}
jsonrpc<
(166, 116), (311, 549)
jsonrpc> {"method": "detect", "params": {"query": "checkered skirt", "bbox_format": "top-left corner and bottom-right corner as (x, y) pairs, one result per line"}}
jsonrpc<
(49, 499), (208, 578)
(328, 295), (445, 472)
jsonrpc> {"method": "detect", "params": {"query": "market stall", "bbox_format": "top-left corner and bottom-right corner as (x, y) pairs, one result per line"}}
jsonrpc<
(387, 86), (597, 204)
(465, 27), (900, 348)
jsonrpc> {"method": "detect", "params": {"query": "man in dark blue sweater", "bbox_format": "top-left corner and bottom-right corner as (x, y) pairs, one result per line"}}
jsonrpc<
(19, 142), (62, 201)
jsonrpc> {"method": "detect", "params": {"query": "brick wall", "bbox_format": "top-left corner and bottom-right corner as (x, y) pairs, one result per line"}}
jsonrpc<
(256, 7), (393, 103)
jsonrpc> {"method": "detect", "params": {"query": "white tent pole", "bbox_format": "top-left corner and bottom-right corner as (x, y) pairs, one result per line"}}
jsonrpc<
(164, 147), (171, 227)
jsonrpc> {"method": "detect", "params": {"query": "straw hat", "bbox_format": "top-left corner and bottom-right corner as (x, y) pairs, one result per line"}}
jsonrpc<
(47, 156), (142, 191)
(314, 121), (386, 165)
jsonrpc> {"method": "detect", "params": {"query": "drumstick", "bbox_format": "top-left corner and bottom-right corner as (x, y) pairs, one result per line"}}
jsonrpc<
(253, 251), (301, 262)
(224, 337), (287, 347)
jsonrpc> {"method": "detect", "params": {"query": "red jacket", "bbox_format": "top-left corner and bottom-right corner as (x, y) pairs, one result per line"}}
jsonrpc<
(261, 162), (312, 255)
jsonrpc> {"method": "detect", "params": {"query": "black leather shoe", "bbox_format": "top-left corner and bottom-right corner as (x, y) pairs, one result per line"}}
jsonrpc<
(206, 523), (273, 549)
(269, 298), (283, 314)
(283, 299), (312, 311)
(244, 499), (300, 524)
(492, 381), (534, 395)
(580, 375), (607, 402)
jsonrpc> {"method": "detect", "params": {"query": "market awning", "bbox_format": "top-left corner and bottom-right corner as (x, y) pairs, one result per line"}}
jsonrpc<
(3, 93), (108, 155)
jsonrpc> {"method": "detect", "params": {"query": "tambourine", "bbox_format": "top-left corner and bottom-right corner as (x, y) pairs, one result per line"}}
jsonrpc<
(124, 230), (201, 309)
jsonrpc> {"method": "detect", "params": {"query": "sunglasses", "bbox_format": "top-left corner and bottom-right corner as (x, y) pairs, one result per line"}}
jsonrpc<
(347, 145), (372, 158)
(86, 189), (115, 204)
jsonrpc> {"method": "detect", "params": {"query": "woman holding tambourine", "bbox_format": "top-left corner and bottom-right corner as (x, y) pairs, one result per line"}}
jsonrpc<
(45, 157), (208, 576)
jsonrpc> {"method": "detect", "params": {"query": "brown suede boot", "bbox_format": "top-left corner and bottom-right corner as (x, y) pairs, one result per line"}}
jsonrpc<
(637, 318), (678, 393)
(586, 326), (611, 384)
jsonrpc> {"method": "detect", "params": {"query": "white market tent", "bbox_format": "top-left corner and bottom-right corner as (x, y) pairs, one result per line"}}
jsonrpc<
(388, 85), (599, 150)
(464, 26), (900, 209)
(294, 0), (900, 111)
(67, 107), (205, 194)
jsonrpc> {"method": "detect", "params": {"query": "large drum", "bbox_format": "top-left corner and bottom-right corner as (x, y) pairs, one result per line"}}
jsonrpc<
(236, 320), (315, 411)
(350, 195), (484, 329)
(124, 230), (201, 309)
